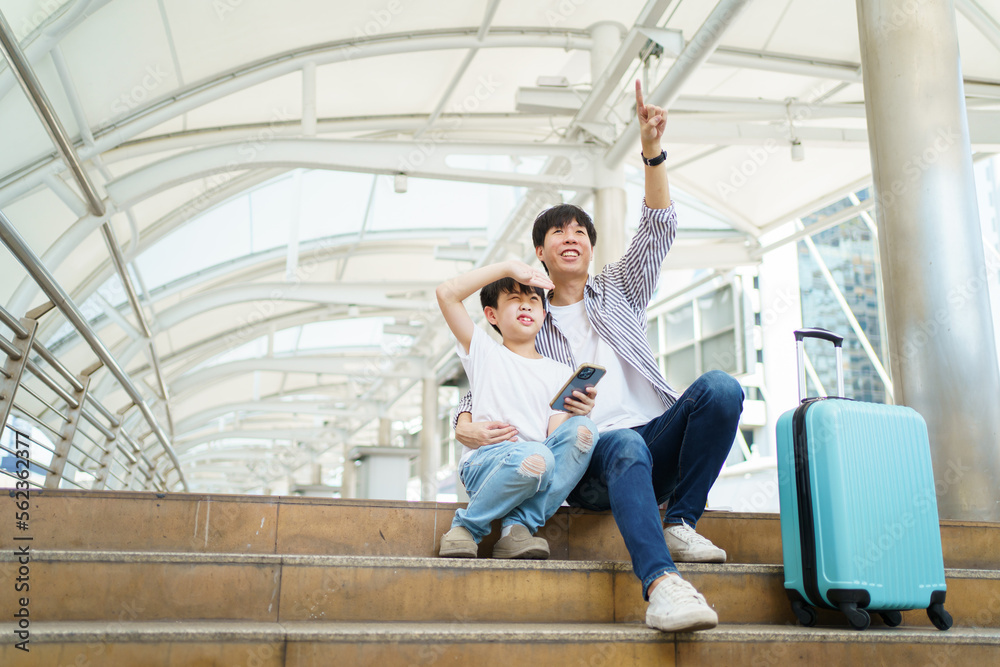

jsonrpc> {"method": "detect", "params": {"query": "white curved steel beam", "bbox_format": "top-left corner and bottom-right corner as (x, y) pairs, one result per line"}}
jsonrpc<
(151, 281), (435, 334)
(170, 355), (429, 397)
(0, 28), (594, 204)
(102, 139), (596, 210)
(174, 400), (382, 436)
(107, 113), (559, 164)
(90, 304), (423, 401)
(0, 0), (112, 101)
(175, 427), (346, 452)
(40, 230), (474, 360)
(957, 0), (1000, 55)
(5, 168), (286, 318)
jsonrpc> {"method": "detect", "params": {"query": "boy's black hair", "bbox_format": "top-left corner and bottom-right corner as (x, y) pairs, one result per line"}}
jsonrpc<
(480, 278), (545, 335)
(531, 204), (597, 272)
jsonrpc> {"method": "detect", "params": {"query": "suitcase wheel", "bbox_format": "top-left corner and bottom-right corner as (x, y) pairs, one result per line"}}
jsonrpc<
(927, 602), (953, 631)
(790, 598), (817, 627)
(838, 602), (871, 631)
(879, 611), (902, 627)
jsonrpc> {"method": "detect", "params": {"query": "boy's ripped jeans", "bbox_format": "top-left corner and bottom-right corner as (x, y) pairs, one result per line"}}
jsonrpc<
(452, 416), (598, 541)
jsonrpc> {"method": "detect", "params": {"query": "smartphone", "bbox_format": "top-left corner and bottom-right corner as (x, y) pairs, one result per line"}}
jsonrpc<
(550, 363), (606, 411)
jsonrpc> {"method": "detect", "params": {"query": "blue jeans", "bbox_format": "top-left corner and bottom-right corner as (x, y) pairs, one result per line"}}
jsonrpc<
(566, 370), (744, 599)
(454, 416), (599, 542)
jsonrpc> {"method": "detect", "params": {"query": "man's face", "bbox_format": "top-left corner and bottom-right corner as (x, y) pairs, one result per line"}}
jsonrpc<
(535, 219), (593, 278)
(485, 288), (545, 342)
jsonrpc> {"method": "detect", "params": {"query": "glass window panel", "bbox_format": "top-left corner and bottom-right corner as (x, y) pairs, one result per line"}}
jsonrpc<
(701, 331), (739, 374)
(664, 345), (697, 389)
(249, 177), (294, 252)
(298, 170), (374, 241)
(369, 176), (497, 233)
(698, 285), (734, 335)
(272, 327), (301, 354)
(136, 197), (252, 289)
(297, 318), (388, 350)
(665, 302), (694, 347)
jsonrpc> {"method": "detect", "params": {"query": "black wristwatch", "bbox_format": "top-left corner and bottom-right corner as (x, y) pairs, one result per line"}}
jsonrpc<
(641, 149), (667, 166)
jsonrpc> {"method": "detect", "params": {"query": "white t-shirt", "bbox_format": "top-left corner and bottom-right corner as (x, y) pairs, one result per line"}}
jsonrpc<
(548, 299), (666, 432)
(457, 327), (570, 466)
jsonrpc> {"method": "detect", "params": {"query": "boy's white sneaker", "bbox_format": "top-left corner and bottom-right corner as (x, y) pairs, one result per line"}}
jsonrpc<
(646, 574), (719, 633)
(439, 526), (478, 558)
(492, 525), (550, 559)
(663, 520), (727, 563)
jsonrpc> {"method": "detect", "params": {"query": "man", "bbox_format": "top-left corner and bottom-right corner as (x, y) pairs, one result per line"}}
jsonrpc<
(454, 81), (743, 632)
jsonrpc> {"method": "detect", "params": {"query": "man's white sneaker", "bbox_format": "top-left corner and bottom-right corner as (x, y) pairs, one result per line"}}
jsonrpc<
(663, 520), (727, 563)
(646, 574), (719, 632)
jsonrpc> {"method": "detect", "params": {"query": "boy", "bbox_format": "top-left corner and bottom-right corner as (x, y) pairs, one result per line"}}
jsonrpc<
(436, 260), (599, 559)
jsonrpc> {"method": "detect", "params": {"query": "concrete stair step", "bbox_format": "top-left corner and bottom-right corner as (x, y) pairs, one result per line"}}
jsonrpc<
(3, 550), (998, 630)
(6, 490), (999, 569)
(2, 620), (999, 666)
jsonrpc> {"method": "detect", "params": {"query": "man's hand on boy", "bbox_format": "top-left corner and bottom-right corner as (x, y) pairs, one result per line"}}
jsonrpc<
(562, 387), (597, 416)
(455, 414), (519, 449)
(507, 260), (554, 291)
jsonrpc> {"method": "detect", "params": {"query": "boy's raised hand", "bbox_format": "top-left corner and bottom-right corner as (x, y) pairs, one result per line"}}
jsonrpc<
(507, 260), (554, 291)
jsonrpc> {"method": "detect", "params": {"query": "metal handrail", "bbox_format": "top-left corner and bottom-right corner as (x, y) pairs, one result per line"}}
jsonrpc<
(0, 305), (28, 339)
(80, 410), (115, 441)
(15, 381), (71, 422)
(24, 359), (79, 409)
(31, 341), (84, 393)
(85, 395), (120, 429)
(0, 212), (187, 491)
(0, 333), (21, 360)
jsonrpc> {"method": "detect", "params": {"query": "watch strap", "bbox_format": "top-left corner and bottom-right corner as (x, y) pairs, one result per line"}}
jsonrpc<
(641, 149), (667, 166)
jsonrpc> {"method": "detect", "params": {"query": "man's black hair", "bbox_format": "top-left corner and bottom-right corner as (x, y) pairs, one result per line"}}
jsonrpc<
(530, 204), (597, 273)
(480, 278), (545, 335)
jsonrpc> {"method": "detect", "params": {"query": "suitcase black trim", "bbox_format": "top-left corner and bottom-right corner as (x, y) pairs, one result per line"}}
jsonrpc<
(792, 397), (833, 610)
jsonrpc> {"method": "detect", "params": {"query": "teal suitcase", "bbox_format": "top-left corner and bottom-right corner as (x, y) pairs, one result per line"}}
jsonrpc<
(776, 328), (952, 631)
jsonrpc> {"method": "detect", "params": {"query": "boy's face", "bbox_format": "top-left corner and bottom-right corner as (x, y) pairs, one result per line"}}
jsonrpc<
(535, 218), (593, 278)
(485, 288), (545, 342)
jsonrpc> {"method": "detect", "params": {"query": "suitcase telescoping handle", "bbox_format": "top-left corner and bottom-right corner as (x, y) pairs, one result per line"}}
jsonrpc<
(794, 328), (845, 402)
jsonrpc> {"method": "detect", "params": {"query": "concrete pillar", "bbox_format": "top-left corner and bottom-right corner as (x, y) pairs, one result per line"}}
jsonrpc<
(589, 21), (627, 274)
(340, 443), (355, 499)
(419, 375), (440, 501)
(857, 0), (1000, 520)
(378, 417), (392, 445)
(309, 462), (322, 486)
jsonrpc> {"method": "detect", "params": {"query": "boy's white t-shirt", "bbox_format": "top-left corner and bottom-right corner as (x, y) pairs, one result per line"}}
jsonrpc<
(548, 300), (665, 432)
(457, 327), (569, 466)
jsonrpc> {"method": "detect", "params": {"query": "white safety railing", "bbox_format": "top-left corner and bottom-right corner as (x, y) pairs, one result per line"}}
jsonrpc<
(0, 210), (187, 492)
(0, 302), (182, 491)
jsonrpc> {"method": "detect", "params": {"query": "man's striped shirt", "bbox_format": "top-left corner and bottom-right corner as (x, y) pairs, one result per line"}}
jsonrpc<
(455, 200), (681, 424)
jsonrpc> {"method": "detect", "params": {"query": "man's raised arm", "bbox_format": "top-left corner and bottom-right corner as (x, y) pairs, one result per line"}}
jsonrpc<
(603, 81), (678, 312)
(637, 79), (671, 209)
